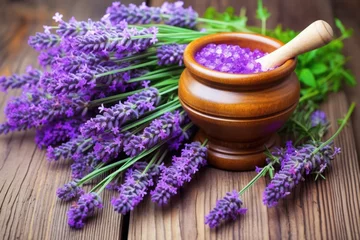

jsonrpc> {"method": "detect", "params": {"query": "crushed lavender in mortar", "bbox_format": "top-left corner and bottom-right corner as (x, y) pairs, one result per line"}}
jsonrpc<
(195, 43), (268, 74)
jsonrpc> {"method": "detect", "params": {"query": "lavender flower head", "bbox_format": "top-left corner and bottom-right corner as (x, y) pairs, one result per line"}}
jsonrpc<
(112, 162), (160, 214)
(106, 2), (161, 25)
(311, 110), (327, 127)
(263, 141), (340, 207)
(81, 88), (160, 137)
(28, 32), (60, 51)
(0, 66), (42, 91)
(205, 190), (247, 228)
(124, 111), (185, 157)
(157, 44), (187, 66)
(161, 1), (198, 29)
(56, 181), (84, 201)
(151, 141), (207, 205)
(67, 192), (103, 229)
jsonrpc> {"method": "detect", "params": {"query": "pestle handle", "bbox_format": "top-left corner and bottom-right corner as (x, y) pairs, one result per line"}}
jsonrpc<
(256, 20), (334, 70)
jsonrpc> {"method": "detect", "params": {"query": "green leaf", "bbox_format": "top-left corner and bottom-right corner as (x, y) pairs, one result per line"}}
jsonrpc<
(311, 63), (328, 75)
(341, 70), (356, 86)
(335, 18), (353, 39)
(256, 0), (271, 20)
(204, 7), (216, 19)
(299, 69), (317, 87)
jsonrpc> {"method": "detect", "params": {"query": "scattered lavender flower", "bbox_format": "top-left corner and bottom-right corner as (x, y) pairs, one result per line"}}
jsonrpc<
(124, 111), (185, 157)
(263, 141), (340, 207)
(195, 43), (267, 74)
(157, 44), (187, 66)
(112, 162), (161, 214)
(161, 1), (198, 29)
(81, 88), (160, 137)
(67, 192), (103, 229)
(151, 141), (207, 205)
(28, 33), (60, 51)
(205, 190), (247, 228)
(106, 2), (161, 25)
(56, 181), (84, 201)
(311, 110), (327, 127)
(0, 67), (42, 91)
(53, 12), (63, 22)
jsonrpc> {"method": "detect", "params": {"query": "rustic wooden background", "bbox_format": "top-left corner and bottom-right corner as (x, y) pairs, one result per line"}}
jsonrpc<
(0, 0), (359, 239)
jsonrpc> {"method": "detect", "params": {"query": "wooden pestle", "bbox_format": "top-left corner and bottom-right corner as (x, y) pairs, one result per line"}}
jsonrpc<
(256, 20), (334, 70)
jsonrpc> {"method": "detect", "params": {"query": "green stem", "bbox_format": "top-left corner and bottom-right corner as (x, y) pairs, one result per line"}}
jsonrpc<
(290, 118), (316, 141)
(196, 17), (252, 33)
(95, 60), (158, 78)
(299, 90), (320, 103)
(239, 163), (273, 195)
(121, 100), (181, 131)
(159, 85), (179, 96)
(312, 102), (356, 155)
(91, 140), (167, 193)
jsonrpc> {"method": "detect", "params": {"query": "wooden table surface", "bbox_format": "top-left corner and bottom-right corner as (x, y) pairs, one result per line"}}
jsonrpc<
(0, 0), (359, 239)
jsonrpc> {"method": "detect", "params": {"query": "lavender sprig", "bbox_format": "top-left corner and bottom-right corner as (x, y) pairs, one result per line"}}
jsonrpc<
(28, 32), (61, 50)
(67, 192), (103, 229)
(81, 87), (160, 137)
(161, 1), (198, 29)
(124, 111), (184, 157)
(112, 161), (161, 214)
(263, 142), (339, 207)
(157, 44), (187, 66)
(56, 181), (84, 201)
(106, 2), (161, 25)
(151, 141), (207, 205)
(205, 190), (247, 228)
(72, 26), (158, 54)
(0, 67), (42, 91)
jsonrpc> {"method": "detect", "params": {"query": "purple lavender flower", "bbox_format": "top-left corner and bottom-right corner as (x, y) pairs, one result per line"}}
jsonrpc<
(2, 88), (87, 132)
(47, 136), (94, 161)
(263, 142), (339, 207)
(161, 1), (198, 29)
(0, 123), (12, 135)
(157, 44), (187, 66)
(112, 161), (160, 214)
(205, 190), (247, 228)
(71, 152), (100, 179)
(44, 63), (146, 98)
(0, 67), (42, 91)
(35, 118), (82, 149)
(67, 192), (103, 229)
(311, 110), (327, 127)
(151, 141), (207, 205)
(72, 26), (158, 54)
(38, 47), (63, 67)
(56, 181), (84, 201)
(92, 133), (130, 162)
(106, 2), (161, 25)
(81, 88), (160, 137)
(124, 111), (185, 157)
(28, 32), (60, 50)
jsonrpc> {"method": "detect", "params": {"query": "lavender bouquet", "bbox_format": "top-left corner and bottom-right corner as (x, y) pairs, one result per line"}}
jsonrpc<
(0, 0), (356, 229)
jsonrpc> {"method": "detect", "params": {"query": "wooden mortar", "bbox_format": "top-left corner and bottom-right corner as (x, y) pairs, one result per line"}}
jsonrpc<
(179, 33), (300, 171)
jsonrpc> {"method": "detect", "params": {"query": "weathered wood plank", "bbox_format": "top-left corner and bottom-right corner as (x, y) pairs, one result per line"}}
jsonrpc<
(332, 0), (360, 155)
(128, 0), (360, 239)
(0, 1), (139, 239)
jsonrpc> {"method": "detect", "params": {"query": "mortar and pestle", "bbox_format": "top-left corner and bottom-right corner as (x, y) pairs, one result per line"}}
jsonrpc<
(179, 20), (334, 171)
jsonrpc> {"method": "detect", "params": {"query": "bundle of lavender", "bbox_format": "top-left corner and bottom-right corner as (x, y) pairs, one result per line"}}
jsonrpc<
(0, 0), (355, 229)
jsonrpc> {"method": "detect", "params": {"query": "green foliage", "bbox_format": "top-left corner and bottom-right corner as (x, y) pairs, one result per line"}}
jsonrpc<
(256, 0), (271, 34)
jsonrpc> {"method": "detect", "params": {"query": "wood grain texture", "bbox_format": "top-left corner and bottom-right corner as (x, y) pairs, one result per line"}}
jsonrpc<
(0, 1), (140, 239)
(128, 0), (360, 239)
